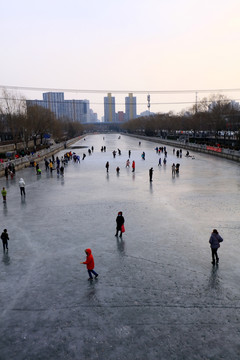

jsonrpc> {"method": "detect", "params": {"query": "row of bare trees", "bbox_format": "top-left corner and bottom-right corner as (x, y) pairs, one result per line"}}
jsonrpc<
(122, 94), (240, 135)
(1, 90), (239, 149)
(0, 90), (83, 150)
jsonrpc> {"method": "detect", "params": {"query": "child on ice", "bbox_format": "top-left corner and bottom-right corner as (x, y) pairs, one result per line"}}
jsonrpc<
(1, 187), (7, 203)
(80, 248), (99, 280)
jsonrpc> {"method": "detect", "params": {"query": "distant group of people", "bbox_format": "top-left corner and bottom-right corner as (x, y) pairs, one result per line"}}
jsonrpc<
(149, 144), (182, 181)
(112, 149), (122, 157)
(104, 143), (185, 181)
(171, 163), (180, 176)
(173, 148), (182, 158)
(105, 159), (135, 174)
(155, 146), (167, 155)
(4, 163), (15, 180)
(44, 155), (65, 176)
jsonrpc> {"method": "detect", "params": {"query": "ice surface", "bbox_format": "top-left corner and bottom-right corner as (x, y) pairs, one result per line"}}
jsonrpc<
(0, 134), (240, 359)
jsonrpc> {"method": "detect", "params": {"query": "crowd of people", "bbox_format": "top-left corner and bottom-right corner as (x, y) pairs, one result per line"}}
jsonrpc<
(1, 136), (224, 269)
(103, 143), (188, 182)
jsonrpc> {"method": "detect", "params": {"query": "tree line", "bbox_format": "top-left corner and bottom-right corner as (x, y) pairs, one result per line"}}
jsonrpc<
(1, 90), (240, 150)
(0, 89), (84, 150)
(122, 94), (240, 137)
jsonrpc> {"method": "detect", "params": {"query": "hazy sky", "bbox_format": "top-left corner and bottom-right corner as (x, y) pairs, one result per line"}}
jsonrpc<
(1, 0), (240, 118)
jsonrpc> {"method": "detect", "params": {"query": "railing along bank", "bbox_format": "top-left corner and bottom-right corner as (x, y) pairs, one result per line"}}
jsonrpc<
(0, 136), (81, 176)
(125, 134), (240, 163)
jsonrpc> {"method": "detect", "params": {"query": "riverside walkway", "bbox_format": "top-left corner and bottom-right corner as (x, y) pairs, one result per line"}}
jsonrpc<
(0, 133), (239, 360)
(0, 136), (81, 177)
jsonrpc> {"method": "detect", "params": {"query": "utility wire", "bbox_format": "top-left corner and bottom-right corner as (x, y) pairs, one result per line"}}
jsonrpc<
(1, 98), (240, 106)
(1, 85), (240, 95)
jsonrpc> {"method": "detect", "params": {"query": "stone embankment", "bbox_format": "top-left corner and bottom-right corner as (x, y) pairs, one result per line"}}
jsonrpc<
(125, 134), (240, 163)
(0, 136), (82, 177)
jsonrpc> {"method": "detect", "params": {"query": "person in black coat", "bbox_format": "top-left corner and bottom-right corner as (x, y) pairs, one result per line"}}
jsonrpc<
(149, 167), (153, 182)
(1, 229), (9, 252)
(209, 229), (223, 265)
(115, 212), (125, 238)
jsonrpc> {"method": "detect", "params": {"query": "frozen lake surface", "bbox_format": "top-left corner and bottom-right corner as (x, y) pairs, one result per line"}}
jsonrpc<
(1, 133), (240, 360)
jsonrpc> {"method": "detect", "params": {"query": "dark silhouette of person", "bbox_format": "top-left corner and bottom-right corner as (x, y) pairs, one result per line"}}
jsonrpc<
(1, 229), (9, 252)
(149, 168), (153, 181)
(115, 212), (125, 238)
(209, 229), (223, 265)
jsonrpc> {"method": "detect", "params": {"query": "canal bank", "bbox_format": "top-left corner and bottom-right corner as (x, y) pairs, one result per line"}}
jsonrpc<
(0, 136), (82, 177)
(125, 133), (240, 163)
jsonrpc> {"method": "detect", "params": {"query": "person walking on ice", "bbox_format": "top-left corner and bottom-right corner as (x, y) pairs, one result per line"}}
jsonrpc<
(209, 229), (223, 265)
(19, 178), (26, 196)
(80, 248), (99, 280)
(176, 163), (180, 174)
(115, 211), (125, 238)
(149, 167), (153, 182)
(60, 166), (64, 176)
(132, 160), (135, 172)
(49, 161), (53, 173)
(1, 187), (7, 203)
(105, 161), (109, 173)
(1, 229), (9, 252)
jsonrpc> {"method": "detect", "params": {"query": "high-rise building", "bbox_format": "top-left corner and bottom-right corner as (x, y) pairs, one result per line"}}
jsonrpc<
(43, 92), (65, 119)
(27, 92), (91, 123)
(125, 93), (137, 121)
(104, 93), (116, 122)
(63, 99), (90, 123)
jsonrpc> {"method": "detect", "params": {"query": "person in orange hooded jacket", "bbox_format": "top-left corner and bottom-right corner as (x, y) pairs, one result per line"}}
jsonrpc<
(80, 248), (99, 280)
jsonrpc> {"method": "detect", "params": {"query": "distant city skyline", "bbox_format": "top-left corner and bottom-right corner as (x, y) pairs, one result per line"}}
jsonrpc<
(2, 86), (240, 123)
(26, 91), (140, 123)
(104, 92), (138, 122)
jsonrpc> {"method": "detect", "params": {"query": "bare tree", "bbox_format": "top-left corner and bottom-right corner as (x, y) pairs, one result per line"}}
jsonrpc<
(27, 104), (59, 146)
(0, 89), (27, 147)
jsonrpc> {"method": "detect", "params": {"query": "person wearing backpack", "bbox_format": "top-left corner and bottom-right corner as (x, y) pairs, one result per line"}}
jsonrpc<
(209, 229), (223, 265)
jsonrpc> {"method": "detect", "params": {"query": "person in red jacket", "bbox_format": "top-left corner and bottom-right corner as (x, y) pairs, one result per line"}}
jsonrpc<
(132, 160), (135, 172)
(80, 248), (99, 280)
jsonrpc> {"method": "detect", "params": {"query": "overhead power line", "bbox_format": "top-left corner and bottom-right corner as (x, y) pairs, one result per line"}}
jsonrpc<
(1, 85), (240, 95)
(1, 97), (240, 106)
